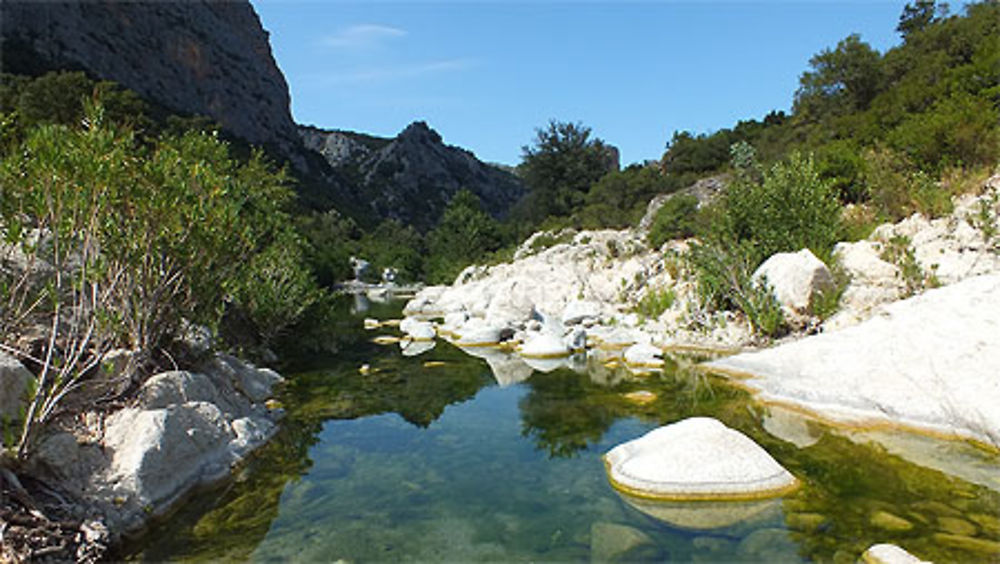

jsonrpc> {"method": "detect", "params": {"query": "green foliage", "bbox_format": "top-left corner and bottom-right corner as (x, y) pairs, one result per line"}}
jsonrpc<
(527, 230), (575, 254)
(516, 120), (615, 224)
(296, 210), (361, 288)
(686, 241), (786, 337)
(880, 235), (939, 296)
(574, 165), (679, 229)
(0, 100), (317, 458)
(358, 220), (425, 283)
(635, 288), (676, 319)
(662, 130), (733, 175)
(897, 1), (949, 39)
(425, 190), (503, 284)
(722, 151), (842, 267)
(647, 195), (700, 248)
(794, 34), (883, 120)
(810, 263), (851, 321)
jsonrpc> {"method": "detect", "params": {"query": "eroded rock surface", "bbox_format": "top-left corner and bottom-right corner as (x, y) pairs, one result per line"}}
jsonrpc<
(708, 274), (1000, 448)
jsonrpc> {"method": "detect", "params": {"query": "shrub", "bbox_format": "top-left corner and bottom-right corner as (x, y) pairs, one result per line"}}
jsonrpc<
(686, 241), (786, 337)
(722, 151), (842, 266)
(647, 195), (700, 248)
(0, 101), (316, 459)
(635, 288), (676, 319)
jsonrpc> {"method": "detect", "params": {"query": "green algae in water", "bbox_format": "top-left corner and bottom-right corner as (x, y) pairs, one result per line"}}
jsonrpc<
(125, 304), (1000, 562)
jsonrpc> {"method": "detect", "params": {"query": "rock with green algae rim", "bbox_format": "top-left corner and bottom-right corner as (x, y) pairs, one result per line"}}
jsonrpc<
(603, 417), (798, 500)
(861, 543), (931, 564)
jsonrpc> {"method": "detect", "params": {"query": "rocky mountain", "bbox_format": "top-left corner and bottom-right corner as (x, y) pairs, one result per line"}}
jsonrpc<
(1, 1), (524, 229)
(301, 122), (526, 231)
(1, 1), (300, 156)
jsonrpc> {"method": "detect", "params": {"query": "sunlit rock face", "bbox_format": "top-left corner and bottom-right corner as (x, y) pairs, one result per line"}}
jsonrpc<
(708, 273), (1000, 449)
(604, 417), (798, 500)
(2, 2), (299, 154)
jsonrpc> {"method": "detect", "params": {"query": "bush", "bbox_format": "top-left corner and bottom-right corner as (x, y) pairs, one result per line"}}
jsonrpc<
(686, 241), (786, 337)
(647, 195), (700, 248)
(635, 288), (676, 319)
(0, 101), (316, 459)
(722, 151), (842, 266)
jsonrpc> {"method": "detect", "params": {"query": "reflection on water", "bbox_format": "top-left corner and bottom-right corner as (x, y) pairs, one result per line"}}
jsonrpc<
(125, 301), (1000, 562)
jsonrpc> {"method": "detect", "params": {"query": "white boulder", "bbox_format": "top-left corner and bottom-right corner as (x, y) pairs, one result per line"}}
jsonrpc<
(752, 249), (833, 321)
(518, 331), (570, 358)
(623, 343), (664, 368)
(399, 317), (436, 341)
(452, 317), (504, 346)
(604, 417), (798, 499)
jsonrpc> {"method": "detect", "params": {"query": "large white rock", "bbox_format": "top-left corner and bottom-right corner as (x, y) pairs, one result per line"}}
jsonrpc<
(561, 300), (602, 326)
(0, 351), (34, 421)
(604, 417), (798, 499)
(708, 274), (1000, 448)
(103, 402), (237, 509)
(752, 248), (833, 320)
(452, 317), (504, 346)
(518, 331), (570, 358)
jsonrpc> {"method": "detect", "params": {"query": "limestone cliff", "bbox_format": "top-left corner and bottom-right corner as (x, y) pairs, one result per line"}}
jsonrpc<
(1, 1), (298, 153)
(301, 121), (526, 230)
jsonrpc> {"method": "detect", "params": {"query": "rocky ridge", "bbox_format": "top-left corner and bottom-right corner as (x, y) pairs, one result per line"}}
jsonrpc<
(2, 1), (299, 155)
(301, 121), (526, 230)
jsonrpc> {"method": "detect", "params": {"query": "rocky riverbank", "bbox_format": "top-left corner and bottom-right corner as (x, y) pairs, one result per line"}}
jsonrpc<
(0, 352), (284, 561)
(401, 175), (1000, 448)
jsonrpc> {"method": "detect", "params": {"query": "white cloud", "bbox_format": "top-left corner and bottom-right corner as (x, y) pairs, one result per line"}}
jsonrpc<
(316, 58), (478, 85)
(322, 24), (407, 49)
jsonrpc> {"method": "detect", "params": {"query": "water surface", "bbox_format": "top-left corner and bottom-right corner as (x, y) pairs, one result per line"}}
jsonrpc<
(127, 300), (1000, 562)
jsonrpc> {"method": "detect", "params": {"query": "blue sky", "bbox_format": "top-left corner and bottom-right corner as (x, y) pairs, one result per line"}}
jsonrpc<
(251, 1), (910, 166)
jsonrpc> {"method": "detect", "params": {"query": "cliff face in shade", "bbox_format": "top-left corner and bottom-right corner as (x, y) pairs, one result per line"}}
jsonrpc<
(1, 1), (299, 153)
(301, 122), (526, 231)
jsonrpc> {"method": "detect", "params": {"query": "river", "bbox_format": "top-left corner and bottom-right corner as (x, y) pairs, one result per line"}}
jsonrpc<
(123, 297), (1000, 562)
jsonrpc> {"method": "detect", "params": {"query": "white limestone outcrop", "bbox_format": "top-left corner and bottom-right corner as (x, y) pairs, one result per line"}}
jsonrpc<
(604, 417), (798, 500)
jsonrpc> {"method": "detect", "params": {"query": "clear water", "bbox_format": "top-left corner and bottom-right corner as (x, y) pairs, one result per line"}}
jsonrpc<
(126, 299), (1000, 562)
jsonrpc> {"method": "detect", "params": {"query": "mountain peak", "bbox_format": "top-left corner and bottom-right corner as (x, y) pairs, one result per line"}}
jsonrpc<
(399, 121), (442, 145)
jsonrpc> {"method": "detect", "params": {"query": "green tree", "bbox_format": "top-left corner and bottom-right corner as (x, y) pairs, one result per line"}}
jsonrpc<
(358, 219), (425, 282)
(897, 1), (949, 39)
(516, 120), (615, 224)
(426, 190), (502, 283)
(794, 34), (884, 120)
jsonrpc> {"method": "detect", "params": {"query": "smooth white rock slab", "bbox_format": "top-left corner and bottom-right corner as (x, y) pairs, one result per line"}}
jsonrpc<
(707, 274), (1000, 448)
(604, 417), (798, 499)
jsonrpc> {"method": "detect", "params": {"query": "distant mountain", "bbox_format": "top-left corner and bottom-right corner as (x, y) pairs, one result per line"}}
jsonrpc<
(1, 1), (524, 230)
(300, 122), (526, 231)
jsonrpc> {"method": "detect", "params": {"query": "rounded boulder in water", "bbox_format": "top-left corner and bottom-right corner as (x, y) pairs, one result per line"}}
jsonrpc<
(604, 417), (798, 500)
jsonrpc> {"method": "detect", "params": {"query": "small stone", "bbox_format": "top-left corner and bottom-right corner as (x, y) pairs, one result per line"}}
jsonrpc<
(937, 515), (978, 536)
(363, 318), (380, 330)
(371, 335), (401, 345)
(870, 510), (914, 532)
(590, 522), (654, 563)
(423, 361), (447, 368)
(622, 390), (657, 405)
(785, 512), (827, 533)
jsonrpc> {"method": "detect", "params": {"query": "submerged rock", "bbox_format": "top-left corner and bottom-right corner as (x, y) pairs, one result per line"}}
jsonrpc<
(589, 522), (655, 562)
(619, 493), (782, 530)
(604, 417), (798, 500)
